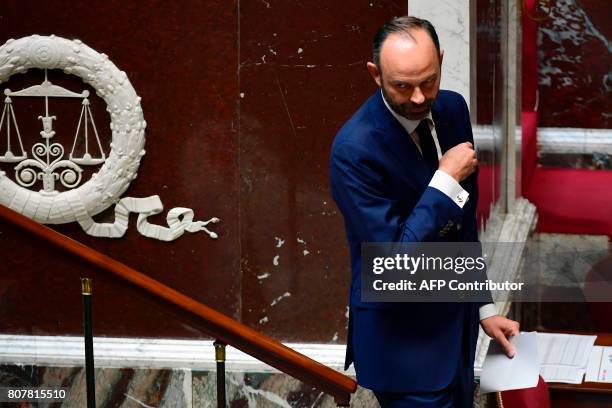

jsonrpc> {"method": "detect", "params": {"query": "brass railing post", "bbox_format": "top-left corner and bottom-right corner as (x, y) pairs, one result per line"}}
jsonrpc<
(81, 278), (95, 408)
(214, 340), (227, 408)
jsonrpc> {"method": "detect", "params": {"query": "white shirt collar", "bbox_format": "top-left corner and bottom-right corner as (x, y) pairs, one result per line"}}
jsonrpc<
(381, 93), (433, 134)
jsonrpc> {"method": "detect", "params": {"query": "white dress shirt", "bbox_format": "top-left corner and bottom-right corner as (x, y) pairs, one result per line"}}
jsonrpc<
(382, 96), (497, 321)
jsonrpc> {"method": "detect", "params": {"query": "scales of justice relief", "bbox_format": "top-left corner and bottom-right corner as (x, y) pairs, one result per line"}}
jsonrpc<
(0, 35), (219, 241)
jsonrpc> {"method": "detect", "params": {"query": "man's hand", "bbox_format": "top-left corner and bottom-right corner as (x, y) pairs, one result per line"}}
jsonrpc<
(438, 142), (478, 182)
(480, 315), (520, 358)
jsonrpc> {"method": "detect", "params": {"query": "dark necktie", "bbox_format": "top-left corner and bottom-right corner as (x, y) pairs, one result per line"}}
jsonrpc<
(415, 119), (438, 173)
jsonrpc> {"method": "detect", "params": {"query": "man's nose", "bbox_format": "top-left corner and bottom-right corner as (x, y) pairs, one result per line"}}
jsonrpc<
(410, 87), (425, 105)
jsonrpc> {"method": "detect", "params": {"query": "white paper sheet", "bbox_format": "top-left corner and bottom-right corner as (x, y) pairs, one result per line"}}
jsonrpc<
(540, 365), (585, 384)
(537, 333), (597, 368)
(585, 346), (604, 382)
(598, 346), (612, 382)
(585, 346), (612, 383)
(480, 332), (540, 394)
(537, 332), (597, 383)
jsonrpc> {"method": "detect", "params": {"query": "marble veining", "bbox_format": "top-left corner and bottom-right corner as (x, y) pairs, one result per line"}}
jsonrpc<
(409, 0), (472, 106)
(0, 364), (381, 407)
(537, 0), (611, 128)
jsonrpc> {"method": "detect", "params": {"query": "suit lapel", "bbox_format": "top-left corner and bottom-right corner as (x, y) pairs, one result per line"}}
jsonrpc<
(369, 91), (430, 190)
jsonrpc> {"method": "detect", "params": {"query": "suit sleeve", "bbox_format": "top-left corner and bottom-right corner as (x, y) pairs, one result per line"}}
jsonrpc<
(330, 140), (464, 243)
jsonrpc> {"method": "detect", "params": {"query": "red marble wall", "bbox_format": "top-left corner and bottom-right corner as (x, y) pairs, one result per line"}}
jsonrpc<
(536, 0), (610, 128)
(0, 0), (239, 339)
(0, 1), (406, 342)
(239, 1), (405, 342)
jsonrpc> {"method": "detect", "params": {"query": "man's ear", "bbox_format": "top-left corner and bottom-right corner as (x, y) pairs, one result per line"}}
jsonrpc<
(366, 62), (382, 88)
(439, 49), (444, 67)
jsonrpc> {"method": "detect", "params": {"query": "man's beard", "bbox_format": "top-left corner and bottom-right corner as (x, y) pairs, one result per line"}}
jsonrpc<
(381, 85), (436, 121)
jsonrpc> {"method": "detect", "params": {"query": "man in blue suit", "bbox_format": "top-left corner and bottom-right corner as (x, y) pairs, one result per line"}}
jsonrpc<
(330, 17), (520, 407)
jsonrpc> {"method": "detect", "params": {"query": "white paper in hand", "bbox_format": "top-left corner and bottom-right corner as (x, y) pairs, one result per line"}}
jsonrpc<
(480, 332), (539, 394)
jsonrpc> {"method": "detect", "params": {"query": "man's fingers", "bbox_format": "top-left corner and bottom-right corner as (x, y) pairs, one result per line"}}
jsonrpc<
(494, 330), (516, 358)
(501, 321), (520, 337)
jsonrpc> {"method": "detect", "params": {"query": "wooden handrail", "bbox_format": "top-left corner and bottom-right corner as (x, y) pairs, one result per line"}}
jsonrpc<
(0, 204), (356, 405)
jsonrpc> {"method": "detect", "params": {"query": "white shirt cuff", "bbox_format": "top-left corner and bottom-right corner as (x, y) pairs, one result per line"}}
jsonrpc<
(479, 303), (497, 320)
(428, 170), (469, 208)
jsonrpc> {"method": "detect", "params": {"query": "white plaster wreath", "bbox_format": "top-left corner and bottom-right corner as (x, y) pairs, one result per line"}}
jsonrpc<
(0, 35), (218, 241)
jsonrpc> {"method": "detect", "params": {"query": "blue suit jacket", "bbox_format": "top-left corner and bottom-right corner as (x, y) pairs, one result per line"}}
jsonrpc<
(330, 89), (483, 393)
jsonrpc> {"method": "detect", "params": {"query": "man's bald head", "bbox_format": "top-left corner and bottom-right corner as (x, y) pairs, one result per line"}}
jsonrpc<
(372, 16), (440, 73)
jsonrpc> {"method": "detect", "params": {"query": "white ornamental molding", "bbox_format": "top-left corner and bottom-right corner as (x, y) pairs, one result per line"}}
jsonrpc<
(0, 35), (219, 241)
